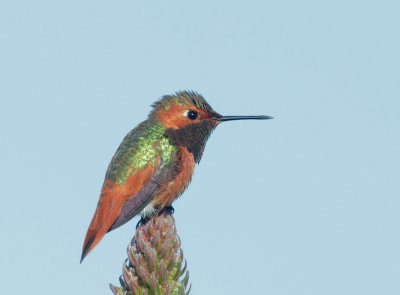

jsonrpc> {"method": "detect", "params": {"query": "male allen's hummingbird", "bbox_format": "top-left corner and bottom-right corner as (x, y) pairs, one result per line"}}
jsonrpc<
(81, 91), (272, 262)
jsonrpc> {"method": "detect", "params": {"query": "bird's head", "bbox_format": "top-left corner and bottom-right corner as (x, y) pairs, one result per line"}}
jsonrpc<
(150, 90), (221, 129)
(150, 90), (272, 162)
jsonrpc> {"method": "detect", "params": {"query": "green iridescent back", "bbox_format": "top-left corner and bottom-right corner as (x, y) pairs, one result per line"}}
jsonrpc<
(105, 120), (177, 185)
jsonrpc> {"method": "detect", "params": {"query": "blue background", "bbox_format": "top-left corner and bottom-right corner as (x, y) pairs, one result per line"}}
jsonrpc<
(1, 1), (399, 294)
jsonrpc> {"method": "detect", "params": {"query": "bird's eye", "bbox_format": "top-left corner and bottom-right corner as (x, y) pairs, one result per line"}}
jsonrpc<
(187, 110), (198, 120)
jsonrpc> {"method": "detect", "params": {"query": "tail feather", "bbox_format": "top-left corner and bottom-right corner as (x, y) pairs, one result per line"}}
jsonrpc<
(80, 165), (158, 262)
(80, 198), (120, 262)
(80, 230), (97, 263)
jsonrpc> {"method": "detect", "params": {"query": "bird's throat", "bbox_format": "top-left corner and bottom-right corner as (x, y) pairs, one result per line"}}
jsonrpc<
(164, 120), (216, 163)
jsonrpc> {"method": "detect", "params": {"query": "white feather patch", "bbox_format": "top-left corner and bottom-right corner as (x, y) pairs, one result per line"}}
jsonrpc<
(140, 203), (156, 217)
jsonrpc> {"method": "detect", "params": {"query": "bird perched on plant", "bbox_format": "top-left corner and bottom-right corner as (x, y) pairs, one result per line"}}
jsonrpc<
(81, 91), (272, 262)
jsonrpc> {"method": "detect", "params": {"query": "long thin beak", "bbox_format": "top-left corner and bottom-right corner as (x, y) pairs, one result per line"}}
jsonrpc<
(214, 115), (273, 122)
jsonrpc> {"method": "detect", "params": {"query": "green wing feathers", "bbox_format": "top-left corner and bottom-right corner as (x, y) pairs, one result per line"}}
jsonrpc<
(105, 120), (177, 185)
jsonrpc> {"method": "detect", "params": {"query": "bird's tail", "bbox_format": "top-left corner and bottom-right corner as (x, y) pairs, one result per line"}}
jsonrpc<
(80, 221), (106, 263)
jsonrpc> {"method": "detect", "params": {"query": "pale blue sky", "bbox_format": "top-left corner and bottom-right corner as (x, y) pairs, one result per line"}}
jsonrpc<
(1, 1), (399, 294)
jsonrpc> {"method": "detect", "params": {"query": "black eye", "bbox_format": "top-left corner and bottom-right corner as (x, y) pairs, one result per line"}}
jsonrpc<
(187, 110), (198, 120)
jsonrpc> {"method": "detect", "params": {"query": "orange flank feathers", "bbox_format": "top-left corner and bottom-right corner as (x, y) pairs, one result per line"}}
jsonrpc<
(153, 147), (195, 209)
(80, 163), (157, 262)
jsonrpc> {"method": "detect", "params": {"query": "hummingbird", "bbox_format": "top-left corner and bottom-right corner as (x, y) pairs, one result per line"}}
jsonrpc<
(81, 90), (272, 262)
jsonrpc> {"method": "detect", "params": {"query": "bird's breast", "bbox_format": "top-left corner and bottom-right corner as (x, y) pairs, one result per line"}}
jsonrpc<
(152, 146), (195, 209)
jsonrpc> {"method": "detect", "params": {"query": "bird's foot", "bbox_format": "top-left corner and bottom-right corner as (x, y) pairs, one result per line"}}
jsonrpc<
(136, 215), (151, 229)
(159, 205), (174, 216)
(136, 206), (174, 229)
